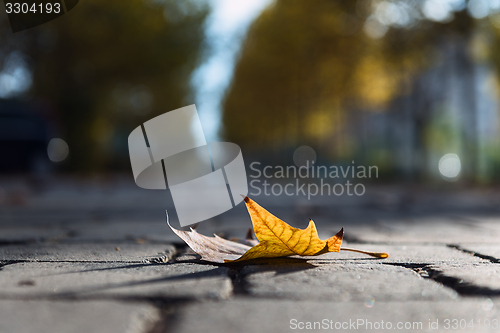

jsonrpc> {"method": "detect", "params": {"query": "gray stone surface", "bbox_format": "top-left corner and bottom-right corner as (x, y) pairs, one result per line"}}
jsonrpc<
(0, 243), (176, 263)
(241, 261), (458, 301)
(2, 179), (500, 332)
(342, 217), (500, 244)
(174, 298), (500, 333)
(0, 224), (69, 242)
(0, 212), (180, 243)
(456, 243), (500, 260)
(0, 261), (232, 300)
(462, 216), (500, 234)
(328, 243), (485, 264)
(0, 300), (159, 333)
(68, 220), (181, 243)
(429, 263), (500, 291)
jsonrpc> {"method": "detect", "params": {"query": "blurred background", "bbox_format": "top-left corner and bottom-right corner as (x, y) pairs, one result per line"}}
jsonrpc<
(2, 0), (500, 190)
(2, 3), (500, 330)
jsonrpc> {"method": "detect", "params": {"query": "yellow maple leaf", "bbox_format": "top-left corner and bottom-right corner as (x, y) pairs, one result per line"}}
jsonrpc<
(224, 197), (344, 263)
(168, 196), (388, 263)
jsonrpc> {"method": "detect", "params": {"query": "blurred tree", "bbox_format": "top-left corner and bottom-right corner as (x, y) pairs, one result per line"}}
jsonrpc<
(0, 0), (208, 171)
(222, 0), (497, 182)
(222, 0), (428, 161)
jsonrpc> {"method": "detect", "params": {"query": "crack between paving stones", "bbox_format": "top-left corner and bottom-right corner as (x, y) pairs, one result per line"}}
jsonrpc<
(0, 244), (181, 266)
(0, 240), (39, 246)
(146, 245), (235, 333)
(0, 291), (193, 333)
(146, 244), (243, 333)
(0, 239), (177, 246)
(1, 245), (237, 332)
(0, 260), (24, 270)
(447, 244), (500, 264)
(146, 298), (193, 333)
(0, 259), (164, 264)
(227, 267), (250, 296)
(0, 245), (216, 333)
(385, 263), (500, 297)
(0, 292), (218, 304)
(142, 246), (179, 264)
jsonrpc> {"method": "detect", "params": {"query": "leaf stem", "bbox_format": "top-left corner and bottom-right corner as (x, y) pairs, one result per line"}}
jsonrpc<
(341, 247), (389, 258)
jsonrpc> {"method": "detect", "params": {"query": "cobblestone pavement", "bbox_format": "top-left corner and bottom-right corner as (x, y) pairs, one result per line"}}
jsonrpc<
(1, 176), (500, 333)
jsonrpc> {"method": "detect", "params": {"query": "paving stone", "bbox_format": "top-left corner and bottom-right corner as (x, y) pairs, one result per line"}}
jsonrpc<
(0, 217), (186, 243)
(206, 203), (500, 244)
(456, 244), (500, 261)
(0, 261), (232, 300)
(343, 217), (500, 244)
(0, 224), (69, 243)
(0, 209), (93, 225)
(317, 243), (485, 264)
(68, 220), (181, 243)
(240, 260), (457, 301)
(174, 298), (500, 333)
(0, 176), (169, 212)
(0, 243), (176, 263)
(429, 263), (500, 291)
(458, 216), (500, 234)
(2, 178), (500, 332)
(0, 299), (159, 333)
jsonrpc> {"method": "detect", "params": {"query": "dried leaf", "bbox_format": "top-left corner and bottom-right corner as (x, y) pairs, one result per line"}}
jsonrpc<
(224, 197), (343, 263)
(167, 213), (250, 263)
(228, 228), (258, 247)
(167, 197), (388, 263)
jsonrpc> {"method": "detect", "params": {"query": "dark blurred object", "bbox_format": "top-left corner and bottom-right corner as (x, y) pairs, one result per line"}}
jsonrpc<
(0, 99), (52, 172)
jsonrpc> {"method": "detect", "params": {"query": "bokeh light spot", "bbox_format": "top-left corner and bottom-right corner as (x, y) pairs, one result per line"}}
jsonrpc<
(47, 138), (69, 162)
(438, 153), (461, 180)
(364, 296), (375, 308)
(293, 146), (317, 167)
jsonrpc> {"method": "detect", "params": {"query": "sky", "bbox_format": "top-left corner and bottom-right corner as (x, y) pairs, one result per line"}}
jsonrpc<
(191, 0), (273, 142)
